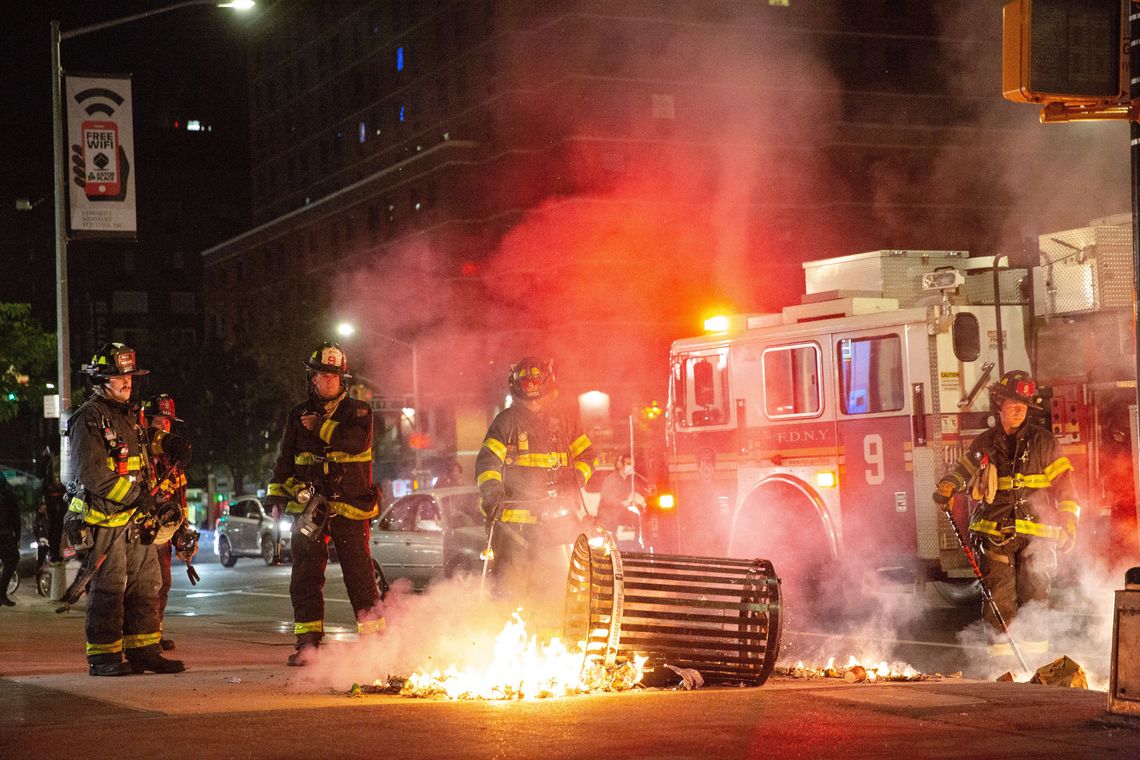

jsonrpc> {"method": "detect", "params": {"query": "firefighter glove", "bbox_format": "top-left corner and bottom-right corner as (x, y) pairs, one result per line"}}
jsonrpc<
(134, 493), (159, 516)
(932, 481), (955, 511)
(484, 498), (504, 531)
(1056, 512), (1078, 554)
(160, 434), (192, 467)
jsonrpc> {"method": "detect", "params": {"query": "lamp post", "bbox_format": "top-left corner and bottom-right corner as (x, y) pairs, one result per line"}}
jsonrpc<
(50, 0), (255, 481)
(336, 322), (424, 483)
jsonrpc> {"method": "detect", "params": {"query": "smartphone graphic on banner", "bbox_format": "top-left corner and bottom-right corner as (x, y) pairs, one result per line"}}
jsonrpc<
(81, 120), (121, 198)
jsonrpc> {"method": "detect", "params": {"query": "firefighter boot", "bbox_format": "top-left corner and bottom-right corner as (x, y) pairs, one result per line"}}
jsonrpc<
(287, 638), (321, 667)
(88, 653), (132, 677)
(127, 644), (186, 674)
(160, 638), (176, 651)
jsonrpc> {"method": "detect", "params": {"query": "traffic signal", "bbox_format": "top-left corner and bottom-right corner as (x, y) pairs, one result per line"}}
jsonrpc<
(1002, 0), (1127, 107)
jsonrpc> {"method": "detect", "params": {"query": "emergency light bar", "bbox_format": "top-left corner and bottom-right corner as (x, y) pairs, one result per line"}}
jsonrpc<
(921, 269), (965, 291)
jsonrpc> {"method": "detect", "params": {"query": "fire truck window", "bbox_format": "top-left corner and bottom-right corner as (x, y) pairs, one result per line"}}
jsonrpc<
(837, 335), (904, 414)
(952, 313), (981, 362)
(684, 353), (729, 426)
(763, 345), (820, 418)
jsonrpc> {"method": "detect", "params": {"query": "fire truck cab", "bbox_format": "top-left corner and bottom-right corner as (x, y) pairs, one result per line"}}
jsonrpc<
(665, 249), (1031, 601)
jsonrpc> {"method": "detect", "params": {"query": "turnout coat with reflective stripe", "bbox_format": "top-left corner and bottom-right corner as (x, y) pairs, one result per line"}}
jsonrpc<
(475, 400), (596, 519)
(268, 395), (377, 520)
(938, 422), (1080, 541)
(67, 396), (152, 526)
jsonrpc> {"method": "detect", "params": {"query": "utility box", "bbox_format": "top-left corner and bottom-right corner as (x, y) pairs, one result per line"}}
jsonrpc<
(802, 250), (966, 307)
(1109, 568), (1140, 717)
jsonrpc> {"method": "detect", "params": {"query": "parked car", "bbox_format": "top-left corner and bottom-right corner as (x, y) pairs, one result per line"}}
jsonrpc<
(370, 486), (486, 593)
(215, 495), (292, 567)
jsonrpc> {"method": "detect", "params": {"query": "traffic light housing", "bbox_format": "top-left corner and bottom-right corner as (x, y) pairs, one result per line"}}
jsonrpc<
(1002, 0), (1128, 107)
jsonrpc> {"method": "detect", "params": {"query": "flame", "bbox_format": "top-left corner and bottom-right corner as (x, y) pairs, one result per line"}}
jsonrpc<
(396, 611), (646, 700)
(779, 655), (943, 682)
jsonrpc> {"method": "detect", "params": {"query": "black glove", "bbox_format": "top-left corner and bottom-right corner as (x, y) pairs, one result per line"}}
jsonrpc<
(161, 434), (192, 468)
(484, 499), (504, 531)
(134, 493), (159, 516)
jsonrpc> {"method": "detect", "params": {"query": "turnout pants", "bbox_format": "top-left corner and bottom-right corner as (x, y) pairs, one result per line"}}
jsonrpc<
(85, 524), (162, 662)
(0, 533), (18, 597)
(290, 514), (383, 643)
(979, 535), (1057, 633)
(157, 541), (173, 629)
(489, 515), (577, 620)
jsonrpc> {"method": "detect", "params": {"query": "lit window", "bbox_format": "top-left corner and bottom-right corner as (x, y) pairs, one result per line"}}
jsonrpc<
(399, 105), (406, 122)
(396, 46), (405, 71)
(187, 120), (202, 132)
(359, 121), (367, 143)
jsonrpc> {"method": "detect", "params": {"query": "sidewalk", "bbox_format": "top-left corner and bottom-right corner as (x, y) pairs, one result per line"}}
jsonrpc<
(3, 592), (1140, 760)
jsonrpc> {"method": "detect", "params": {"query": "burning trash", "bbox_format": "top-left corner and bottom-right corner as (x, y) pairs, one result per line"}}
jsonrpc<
(355, 611), (646, 700)
(775, 656), (958, 683)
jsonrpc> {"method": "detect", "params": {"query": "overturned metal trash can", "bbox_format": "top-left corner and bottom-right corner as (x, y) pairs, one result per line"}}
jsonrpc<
(563, 534), (782, 686)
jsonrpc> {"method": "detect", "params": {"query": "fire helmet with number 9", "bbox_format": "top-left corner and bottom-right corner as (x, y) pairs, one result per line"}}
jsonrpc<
(508, 356), (556, 400)
(304, 341), (350, 397)
(989, 369), (1040, 411)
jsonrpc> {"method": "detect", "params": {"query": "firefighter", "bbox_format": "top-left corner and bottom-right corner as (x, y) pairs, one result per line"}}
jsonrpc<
(266, 342), (383, 667)
(597, 453), (647, 543)
(476, 356), (597, 609)
(144, 393), (192, 651)
(65, 343), (185, 676)
(933, 370), (1080, 655)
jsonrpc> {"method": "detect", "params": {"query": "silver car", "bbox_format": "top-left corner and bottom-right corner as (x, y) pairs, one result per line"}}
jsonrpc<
(370, 486), (486, 593)
(215, 495), (292, 567)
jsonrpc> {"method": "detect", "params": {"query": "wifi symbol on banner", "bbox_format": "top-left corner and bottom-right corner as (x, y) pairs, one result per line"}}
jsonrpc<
(73, 87), (124, 116)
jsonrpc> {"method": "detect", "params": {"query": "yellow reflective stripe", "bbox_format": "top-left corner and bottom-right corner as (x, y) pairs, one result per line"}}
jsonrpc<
(295, 620), (324, 635)
(501, 509), (538, 524)
(294, 449), (372, 465)
(319, 418), (338, 443)
(123, 632), (161, 650)
(329, 499), (378, 520)
(986, 642), (1013, 657)
(569, 434), (592, 458)
(1021, 640), (1049, 654)
(83, 503), (133, 527)
(86, 639), (123, 656)
(996, 474), (1051, 490)
(285, 501), (305, 514)
(970, 517), (1062, 540)
(1058, 500), (1081, 519)
(107, 477), (133, 503)
(267, 483), (289, 497)
(357, 618), (386, 635)
(1044, 457), (1073, 482)
(969, 519), (1001, 537)
(483, 437), (507, 461)
(477, 470), (502, 485)
(575, 461), (592, 482)
(105, 456), (142, 471)
(1015, 519), (1061, 539)
(516, 452), (566, 467)
(69, 497), (85, 513)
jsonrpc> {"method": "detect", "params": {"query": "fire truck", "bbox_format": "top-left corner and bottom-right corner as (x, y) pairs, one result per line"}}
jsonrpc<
(661, 216), (1137, 603)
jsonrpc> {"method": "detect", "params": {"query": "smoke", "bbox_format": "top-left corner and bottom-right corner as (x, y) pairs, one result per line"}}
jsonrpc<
(284, 573), (558, 692)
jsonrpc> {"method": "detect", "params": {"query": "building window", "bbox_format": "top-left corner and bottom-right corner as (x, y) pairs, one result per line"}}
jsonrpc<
(170, 292), (197, 315)
(396, 46), (405, 71)
(359, 121), (367, 143)
(112, 291), (149, 314)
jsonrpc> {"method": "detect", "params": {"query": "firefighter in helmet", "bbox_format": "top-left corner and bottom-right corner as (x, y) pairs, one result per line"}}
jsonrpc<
(475, 356), (597, 610)
(933, 370), (1080, 655)
(143, 393), (197, 651)
(266, 342), (383, 666)
(65, 343), (186, 676)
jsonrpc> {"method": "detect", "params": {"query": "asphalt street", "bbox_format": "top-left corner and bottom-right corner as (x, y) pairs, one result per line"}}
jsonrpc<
(2, 553), (1138, 759)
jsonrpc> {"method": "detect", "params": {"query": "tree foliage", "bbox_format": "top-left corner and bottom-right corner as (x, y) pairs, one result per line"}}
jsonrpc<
(0, 303), (55, 423)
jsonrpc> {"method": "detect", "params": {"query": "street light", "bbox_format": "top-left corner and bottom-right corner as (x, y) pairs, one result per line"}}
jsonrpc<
(50, 1), (254, 480)
(335, 321), (424, 484)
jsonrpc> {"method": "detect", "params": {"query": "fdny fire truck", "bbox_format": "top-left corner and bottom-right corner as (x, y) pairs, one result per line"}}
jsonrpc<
(662, 216), (1136, 602)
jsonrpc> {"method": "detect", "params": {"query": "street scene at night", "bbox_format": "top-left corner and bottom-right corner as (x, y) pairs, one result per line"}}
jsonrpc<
(3, 1), (1140, 758)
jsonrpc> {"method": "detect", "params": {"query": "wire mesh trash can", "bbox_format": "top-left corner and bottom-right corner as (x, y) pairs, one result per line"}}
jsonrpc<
(564, 534), (782, 686)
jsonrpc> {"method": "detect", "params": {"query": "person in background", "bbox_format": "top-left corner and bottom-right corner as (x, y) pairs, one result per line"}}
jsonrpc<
(0, 472), (21, 607)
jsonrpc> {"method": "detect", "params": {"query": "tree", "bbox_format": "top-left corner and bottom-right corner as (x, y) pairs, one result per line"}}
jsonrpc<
(0, 303), (55, 423)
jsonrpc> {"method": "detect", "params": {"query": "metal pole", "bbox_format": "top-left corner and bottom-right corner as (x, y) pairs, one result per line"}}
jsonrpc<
(1131, 2), (1140, 429)
(411, 341), (422, 486)
(51, 20), (74, 483)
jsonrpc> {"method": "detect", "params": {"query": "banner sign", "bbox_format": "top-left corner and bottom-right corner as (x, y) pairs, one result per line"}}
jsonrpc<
(64, 74), (137, 238)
